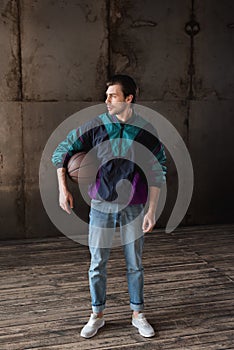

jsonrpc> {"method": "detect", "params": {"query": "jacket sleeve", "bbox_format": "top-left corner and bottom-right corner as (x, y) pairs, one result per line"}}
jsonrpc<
(51, 127), (90, 169)
(148, 140), (167, 188)
(142, 125), (167, 188)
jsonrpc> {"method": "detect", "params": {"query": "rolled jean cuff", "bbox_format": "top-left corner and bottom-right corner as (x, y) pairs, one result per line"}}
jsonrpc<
(92, 303), (106, 313)
(130, 302), (144, 312)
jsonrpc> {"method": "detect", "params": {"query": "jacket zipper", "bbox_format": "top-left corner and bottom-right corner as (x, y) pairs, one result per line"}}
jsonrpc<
(119, 124), (124, 156)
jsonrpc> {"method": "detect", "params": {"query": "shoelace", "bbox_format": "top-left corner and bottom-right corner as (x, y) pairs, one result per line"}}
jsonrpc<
(137, 316), (149, 327)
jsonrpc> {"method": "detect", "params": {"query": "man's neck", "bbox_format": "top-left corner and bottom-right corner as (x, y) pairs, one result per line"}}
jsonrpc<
(116, 107), (133, 123)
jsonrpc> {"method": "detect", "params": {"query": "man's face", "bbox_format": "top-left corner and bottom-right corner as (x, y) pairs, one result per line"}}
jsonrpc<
(105, 84), (131, 115)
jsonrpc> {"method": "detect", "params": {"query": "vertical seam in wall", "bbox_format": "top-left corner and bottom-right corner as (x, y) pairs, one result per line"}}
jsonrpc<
(188, 0), (195, 101)
(16, 0), (23, 101)
(184, 0), (195, 225)
(106, 0), (111, 78)
(17, 0), (26, 236)
(186, 0), (196, 145)
(20, 102), (26, 237)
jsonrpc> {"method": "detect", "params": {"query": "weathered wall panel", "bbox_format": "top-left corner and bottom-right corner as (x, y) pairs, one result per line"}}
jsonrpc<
(194, 0), (234, 99)
(189, 100), (234, 225)
(110, 0), (190, 100)
(21, 0), (108, 101)
(0, 0), (20, 100)
(0, 102), (23, 238)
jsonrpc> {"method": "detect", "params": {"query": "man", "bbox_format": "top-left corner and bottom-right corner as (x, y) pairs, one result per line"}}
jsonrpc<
(52, 75), (167, 338)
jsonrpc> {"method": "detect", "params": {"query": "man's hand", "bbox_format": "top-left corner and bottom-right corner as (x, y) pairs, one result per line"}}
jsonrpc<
(142, 186), (160, 233)
(142, 211), (156, 233)
(59, 189), (74, 214)
(57, 167), (74, 214)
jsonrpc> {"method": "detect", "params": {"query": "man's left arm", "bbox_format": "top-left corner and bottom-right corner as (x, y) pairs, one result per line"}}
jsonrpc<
(141, 125), (167, 233)
(142, 186), (160, 233)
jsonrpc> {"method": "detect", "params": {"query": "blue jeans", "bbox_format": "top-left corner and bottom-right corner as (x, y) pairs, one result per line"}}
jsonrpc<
(88, 201), (145, 313)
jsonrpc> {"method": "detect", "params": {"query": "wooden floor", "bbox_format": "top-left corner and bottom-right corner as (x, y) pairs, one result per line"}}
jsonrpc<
(0, 224), (234, 350)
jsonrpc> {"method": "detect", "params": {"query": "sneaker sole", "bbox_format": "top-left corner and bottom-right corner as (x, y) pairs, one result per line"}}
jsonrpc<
(132, 321), (155, 338)
(80, 320), (105, 339)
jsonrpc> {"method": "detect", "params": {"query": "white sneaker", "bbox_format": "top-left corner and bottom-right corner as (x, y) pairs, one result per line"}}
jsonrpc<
(132, 313), (155, 337)
(80, 313), (105, 338)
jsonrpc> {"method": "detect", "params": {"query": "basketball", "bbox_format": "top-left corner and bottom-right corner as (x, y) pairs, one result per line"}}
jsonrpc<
(67, 151), (97, 184)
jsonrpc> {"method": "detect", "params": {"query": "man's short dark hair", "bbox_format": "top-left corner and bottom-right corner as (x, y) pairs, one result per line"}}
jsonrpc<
(106, 74), (138, 103)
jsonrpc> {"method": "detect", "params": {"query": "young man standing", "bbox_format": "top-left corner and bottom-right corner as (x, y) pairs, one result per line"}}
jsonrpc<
(52, 75), (167, 338)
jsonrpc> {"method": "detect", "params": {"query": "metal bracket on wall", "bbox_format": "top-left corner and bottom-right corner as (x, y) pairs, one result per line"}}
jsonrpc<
(185, 19), (200, 37)
(184, 10), (201, 100)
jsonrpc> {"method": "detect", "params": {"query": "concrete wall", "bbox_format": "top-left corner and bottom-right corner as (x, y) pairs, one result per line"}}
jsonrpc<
(0, 0), (233, 239)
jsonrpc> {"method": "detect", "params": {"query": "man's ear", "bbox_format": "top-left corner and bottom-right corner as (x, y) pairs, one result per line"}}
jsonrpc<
(125, 94), (134, 103)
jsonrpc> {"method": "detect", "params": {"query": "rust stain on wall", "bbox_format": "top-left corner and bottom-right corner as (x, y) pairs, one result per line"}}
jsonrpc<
(0, 152), (3, 185)
(131, 20), (157, 28)
(1, 0), (17, 21)
(0, 153), (3, 169)
(1, 0), (20, 100)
